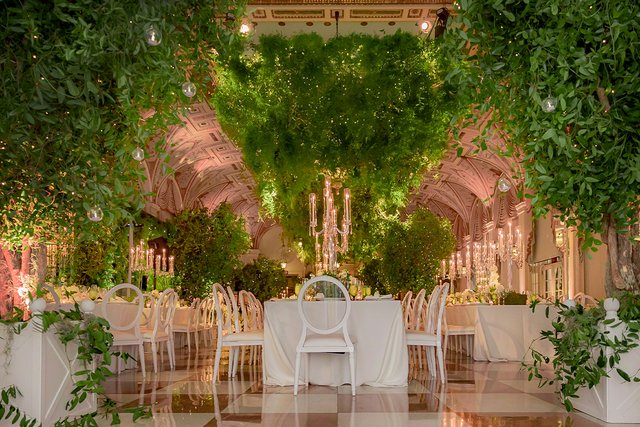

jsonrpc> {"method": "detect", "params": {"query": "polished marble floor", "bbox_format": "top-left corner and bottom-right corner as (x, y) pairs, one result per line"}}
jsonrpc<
(100, 346), (618, 427)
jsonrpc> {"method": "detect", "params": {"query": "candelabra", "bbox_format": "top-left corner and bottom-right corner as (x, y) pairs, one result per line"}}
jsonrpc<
(497, 221), (524, 268)
(309, 176), (352, 272)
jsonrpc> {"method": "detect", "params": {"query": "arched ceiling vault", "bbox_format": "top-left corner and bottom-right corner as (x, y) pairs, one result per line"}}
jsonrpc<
(143, 101), (524, 249)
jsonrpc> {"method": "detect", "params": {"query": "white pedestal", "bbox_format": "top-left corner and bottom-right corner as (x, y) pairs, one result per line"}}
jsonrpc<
(0, 321), (97, 425)
(574, 345), (640, 424)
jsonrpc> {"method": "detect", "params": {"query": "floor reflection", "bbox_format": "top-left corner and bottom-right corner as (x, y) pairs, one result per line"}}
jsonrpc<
(100, 346), (613, 426)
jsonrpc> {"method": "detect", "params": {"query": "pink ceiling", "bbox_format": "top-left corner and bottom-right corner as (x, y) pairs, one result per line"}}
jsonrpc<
(143, 102), (525, 248)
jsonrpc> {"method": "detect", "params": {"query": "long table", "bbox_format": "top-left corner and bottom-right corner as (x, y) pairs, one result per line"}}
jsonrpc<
(446, 304), (556, 362)
(264, 299), (408, 387)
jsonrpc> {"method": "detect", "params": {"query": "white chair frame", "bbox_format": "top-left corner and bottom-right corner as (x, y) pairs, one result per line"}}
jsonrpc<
(141, 288), (177, 373)
(212, 283), (264, 382)
(294, 275), (356, 396)
(406, 283), (450, 383)
(101, 283), (146, 377)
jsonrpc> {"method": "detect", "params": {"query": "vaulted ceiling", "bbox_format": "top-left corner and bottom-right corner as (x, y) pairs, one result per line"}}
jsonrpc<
(142, 102), (524, 249)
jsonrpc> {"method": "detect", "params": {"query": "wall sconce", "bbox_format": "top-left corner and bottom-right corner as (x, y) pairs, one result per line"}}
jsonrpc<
(553, 218), (567, 253)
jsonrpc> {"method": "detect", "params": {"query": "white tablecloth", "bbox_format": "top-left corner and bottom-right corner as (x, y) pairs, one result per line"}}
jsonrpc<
(264, 300), (408, 387)
(446, 304), (556, 362)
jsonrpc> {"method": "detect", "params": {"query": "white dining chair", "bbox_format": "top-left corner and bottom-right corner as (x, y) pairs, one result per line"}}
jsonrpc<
(238, 290), (263, 368)
(101, 283), (146, 377)
(212, 283), (264, 382)
(41, 284), (61, 309)
(172, 298), (202, 353)
(141, 288), (177, 373)
(573, 292), (598, 307)
(294, 275), (356, 396)
(406, 282), (450, 383)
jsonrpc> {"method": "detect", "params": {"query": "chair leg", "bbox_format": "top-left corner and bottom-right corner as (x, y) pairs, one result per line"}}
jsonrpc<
(436, 346), (446, 384)
(294, 351), (301, 396)
(151, 342), (158, 373)
(213, 343), (223, 384)
(426, 347), (436, 378)
(195, 330), (199, 352)
(138, 343), (146, 377)
(166, 341), (174, 370)
(349, 351), (356, 396)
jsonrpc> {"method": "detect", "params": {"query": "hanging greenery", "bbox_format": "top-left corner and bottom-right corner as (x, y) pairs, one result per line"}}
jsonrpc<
(168, 204), (250, 299)
(444, 0), (640, 292)
(0, 0), (247, 250)
(375, 207), (456, 295)
(213, 32), (464, 262)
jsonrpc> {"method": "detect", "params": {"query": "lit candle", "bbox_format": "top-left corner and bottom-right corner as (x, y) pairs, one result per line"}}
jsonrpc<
(162, 249), (167, 271)
(169, 256), (174, 276)
(155, 254), (161, 276)
(309, 193), (316, 233)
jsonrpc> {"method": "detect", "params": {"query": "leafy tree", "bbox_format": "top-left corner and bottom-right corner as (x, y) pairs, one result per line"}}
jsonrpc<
(377, 208), (456, 295)
(233, 257), (287, 302)
(168, 205), (250, 299)
(213, 32), (464, 263)
(445, 0), (640, 292)
(0, 0), (246, 309)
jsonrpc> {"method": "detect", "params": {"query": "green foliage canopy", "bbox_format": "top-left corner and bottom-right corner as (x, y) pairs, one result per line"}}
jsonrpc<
(213, 32), (463, 261)
(0, 0), (246, 249)
(445, 0), (640, 247)
(376, 207), (456, 295)
(169, 204), (250, 299)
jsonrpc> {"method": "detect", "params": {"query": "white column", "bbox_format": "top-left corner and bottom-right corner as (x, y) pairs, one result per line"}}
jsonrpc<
(516, 202), (531, 293)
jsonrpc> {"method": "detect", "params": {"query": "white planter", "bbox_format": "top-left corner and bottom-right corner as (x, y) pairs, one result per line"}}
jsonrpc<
(0, 303), (96, 425)
(572, 298), (640, 424)
(574, 345), (640, 423)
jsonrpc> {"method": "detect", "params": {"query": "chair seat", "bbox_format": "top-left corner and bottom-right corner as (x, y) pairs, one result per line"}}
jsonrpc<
(111, 330), (142, 344)
(303, 333), (353, 348)
(141, 329), (170, 340)
(447, 325), (475, 335)
(224, 330), (264, 343)
(406, 330), (439, 345)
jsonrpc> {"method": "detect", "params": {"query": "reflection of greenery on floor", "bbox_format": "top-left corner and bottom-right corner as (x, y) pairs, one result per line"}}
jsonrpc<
(214, 32), (465, 265)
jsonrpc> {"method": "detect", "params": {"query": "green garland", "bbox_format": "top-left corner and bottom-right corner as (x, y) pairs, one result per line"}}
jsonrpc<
(0, 304), (150, 426)
(213, 32), (464, 262)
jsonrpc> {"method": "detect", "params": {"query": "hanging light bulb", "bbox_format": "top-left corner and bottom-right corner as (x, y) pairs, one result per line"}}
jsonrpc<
(131, 146), (145, 161)
(497, 177), (511, 193)
(87, 205), (104, 222)
(541, 95), (557, 113)
(181, 81), (196, 98)
(239, 23), (251, 35)
(145, 24), (162, 46)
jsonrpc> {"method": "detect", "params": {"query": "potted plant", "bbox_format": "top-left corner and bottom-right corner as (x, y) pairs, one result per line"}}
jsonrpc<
(526, 292), (640, 423)
(0, 298), (150, 426)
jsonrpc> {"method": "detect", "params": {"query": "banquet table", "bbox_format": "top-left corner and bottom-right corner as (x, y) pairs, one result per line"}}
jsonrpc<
(446, 304), (556, 362)
(264, 299), (408, 387)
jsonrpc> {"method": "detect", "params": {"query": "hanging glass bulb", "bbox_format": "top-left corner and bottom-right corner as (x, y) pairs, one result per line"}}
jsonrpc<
(181, 81), (196, 98)
(541, 95), (557, 113)
(497, 177), (511, 193)
(87, 205), (104, 222)
(145, 24), (162, 46)
(132, 146), (145, 161)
